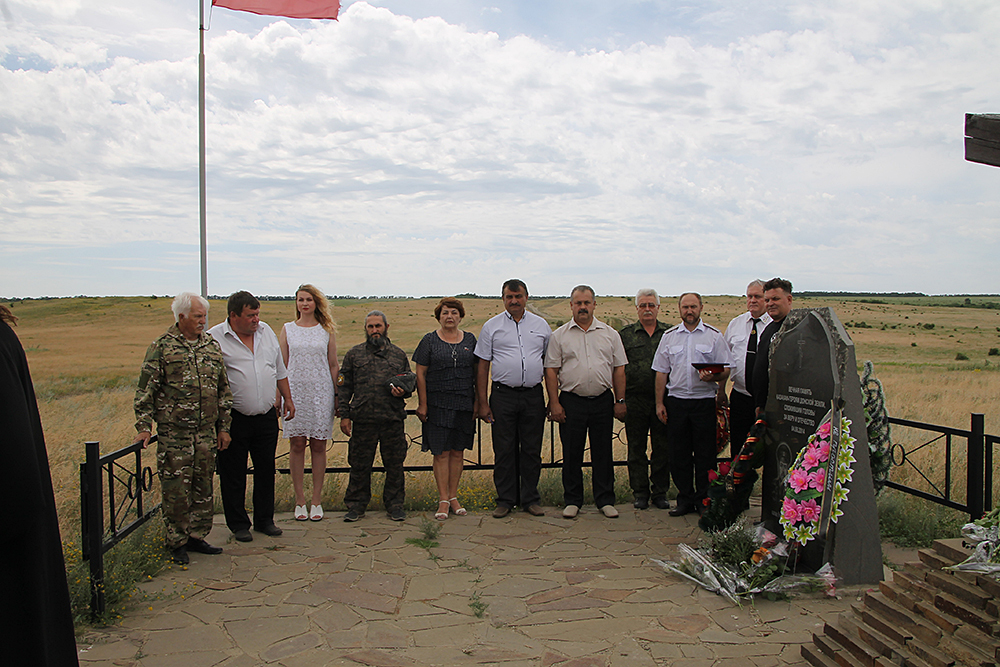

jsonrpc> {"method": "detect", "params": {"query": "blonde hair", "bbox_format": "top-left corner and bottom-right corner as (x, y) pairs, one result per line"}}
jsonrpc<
(295, 284), (336, 333)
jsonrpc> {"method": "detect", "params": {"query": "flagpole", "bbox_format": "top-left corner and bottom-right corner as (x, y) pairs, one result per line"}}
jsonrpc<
(198, 0), (209, 298)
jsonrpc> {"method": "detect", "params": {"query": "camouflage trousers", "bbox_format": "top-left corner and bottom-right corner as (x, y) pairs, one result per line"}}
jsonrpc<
(157, 428), (216, 549)
(343, 420), (408, 512)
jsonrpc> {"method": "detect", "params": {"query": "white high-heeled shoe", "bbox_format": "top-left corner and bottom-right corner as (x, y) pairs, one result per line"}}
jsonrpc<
(294, 505), (308, 521)
(310, 504), (324, 521)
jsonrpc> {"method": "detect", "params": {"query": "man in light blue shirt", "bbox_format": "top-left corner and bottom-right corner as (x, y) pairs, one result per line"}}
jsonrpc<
(653, 292), (732, 517)
(475, 279), (551, 518)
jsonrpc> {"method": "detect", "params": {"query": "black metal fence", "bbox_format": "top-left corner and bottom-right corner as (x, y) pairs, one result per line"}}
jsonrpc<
(79, 411), (995, 617)
(79, 437), (161, 618)
(885, 413), (992, 520)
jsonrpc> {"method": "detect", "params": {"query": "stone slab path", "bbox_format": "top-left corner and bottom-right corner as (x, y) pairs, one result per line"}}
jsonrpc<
(77, 506), (884, 667)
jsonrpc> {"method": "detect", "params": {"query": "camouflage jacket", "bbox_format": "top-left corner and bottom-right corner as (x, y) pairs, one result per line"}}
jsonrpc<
(134, 324), (233, 434)
(618, 320), (669, 405)
(338, 338), (411, 423)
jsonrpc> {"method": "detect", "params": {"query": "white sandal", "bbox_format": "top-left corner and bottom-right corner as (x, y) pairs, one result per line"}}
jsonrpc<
(435, 500), (449, 521)
(310, 504), (324, 521)
(294, 505), (308, 521)
(449, 498), (467, 516)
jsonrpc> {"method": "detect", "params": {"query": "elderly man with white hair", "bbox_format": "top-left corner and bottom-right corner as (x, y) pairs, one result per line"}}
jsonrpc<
(134, 292), (233, 565)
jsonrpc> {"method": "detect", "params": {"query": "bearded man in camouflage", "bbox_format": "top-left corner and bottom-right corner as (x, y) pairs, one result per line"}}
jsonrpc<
(135, 292), (233, 565)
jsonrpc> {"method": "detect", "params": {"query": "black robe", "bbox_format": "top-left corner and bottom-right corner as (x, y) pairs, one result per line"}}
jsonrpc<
(0, 320), (79, 665)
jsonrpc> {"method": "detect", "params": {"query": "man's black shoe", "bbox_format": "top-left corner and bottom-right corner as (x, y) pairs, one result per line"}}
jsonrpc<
(170, 546), (189, 564)
(389, 507), (406, 522)
(344, 508), (364, 522)
(668, 502), (696, 517)
(233, 529), (253, 542)
(633, 497), (649, 510)
(255, 524), (283, 537)
(652, 497), (670, 510)
(186, 538), (223, 555)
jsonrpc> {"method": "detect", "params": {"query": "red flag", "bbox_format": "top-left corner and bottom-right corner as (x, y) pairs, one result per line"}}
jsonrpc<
(212, 0), (340, 20)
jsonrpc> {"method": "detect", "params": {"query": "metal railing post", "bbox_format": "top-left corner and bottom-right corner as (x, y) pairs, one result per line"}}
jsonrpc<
(968, 413), (985, 521)
(81, 441), (106, 618)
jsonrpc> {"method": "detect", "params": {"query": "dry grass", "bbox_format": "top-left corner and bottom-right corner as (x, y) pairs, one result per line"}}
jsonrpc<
(6, 293), (999, 535)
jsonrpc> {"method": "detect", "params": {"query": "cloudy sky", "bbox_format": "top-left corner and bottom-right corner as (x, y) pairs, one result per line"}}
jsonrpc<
(1, 0), (998, 298)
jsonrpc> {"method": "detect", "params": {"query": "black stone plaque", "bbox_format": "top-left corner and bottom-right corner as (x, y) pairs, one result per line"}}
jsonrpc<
(761, 308), (882, 585)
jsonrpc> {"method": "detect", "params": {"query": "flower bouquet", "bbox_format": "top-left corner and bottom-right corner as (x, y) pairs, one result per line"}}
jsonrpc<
(948, 507), (1000, 575)
(779, 413), (856, 545)
(653, 517), (836, 605)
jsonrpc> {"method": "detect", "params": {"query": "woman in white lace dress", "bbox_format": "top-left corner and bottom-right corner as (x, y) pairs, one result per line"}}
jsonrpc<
(279, 284), (338, 521)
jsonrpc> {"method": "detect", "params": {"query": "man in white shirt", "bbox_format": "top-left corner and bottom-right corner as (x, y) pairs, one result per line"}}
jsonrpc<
(209, 291), (295, 542)
(544, 285), (628, 519)
(653, 293), (732, 517)
(476, 279), (551, 518)
(718, 280), (771, 457)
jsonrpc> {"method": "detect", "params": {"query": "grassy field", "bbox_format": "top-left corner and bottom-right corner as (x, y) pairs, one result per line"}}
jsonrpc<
(6, 293), (1000, 536)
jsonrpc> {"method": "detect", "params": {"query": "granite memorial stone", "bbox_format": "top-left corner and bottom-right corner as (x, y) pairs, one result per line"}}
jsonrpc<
(761, 307), (882, 585)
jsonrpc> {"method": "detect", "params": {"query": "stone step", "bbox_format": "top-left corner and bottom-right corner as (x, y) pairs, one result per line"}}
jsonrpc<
(839, 611), (899, 662)
(904, 635), (957, 667)
(934, 590), (1000, 636)
(853, 603), (913, 646)
(919, 548), (959, 571)
(865, 590), (943, 646)
(925, 569), (993, 612)
(976, 573), (1000, 600)
(802, 642), (846, 667)
(904, 560), (932, 581)
(825, 620), (883, 667)
(954, 623), (1000, 663)
(938, 632), (998, 667)
(893, 569), (939, 603)
(932, 538), (972, 564)
(813, 631), (870, 667)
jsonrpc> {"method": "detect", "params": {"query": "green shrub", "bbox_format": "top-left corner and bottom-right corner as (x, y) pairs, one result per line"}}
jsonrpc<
(877, 490), (964, 548)
(955, 352), (969, 361)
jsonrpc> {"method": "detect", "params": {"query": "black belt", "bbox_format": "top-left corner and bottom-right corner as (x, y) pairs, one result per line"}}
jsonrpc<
(493, 382), (540, 392)
(564, 389), (611, 400)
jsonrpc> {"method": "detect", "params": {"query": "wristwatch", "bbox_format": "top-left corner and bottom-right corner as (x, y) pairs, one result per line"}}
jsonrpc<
(616, 398), (626, 404)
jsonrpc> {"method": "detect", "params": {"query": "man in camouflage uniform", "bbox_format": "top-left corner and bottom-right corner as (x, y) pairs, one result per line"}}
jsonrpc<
(338, 310), (412, 522)
(134, 292), (233, 564)
(618, 288), (671, 510)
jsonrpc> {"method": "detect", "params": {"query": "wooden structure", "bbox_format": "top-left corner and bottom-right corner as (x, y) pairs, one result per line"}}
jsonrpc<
(965, 113), (1000, 168)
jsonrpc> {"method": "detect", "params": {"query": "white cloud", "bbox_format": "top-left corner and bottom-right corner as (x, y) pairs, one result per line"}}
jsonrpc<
(1, 0), (998, 297)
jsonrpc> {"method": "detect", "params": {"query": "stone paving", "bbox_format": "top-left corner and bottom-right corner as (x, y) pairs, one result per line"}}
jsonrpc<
(76, 505), (887, 667)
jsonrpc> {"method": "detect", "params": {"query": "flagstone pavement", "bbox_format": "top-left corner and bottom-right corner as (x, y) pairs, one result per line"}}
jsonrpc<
(77, 505), (894, 667)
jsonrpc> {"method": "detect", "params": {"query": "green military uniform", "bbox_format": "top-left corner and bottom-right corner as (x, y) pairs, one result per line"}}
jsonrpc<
(339, 338), (411, 513)
(619, 320), (671, 503)
(134, 324), (233, 549)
